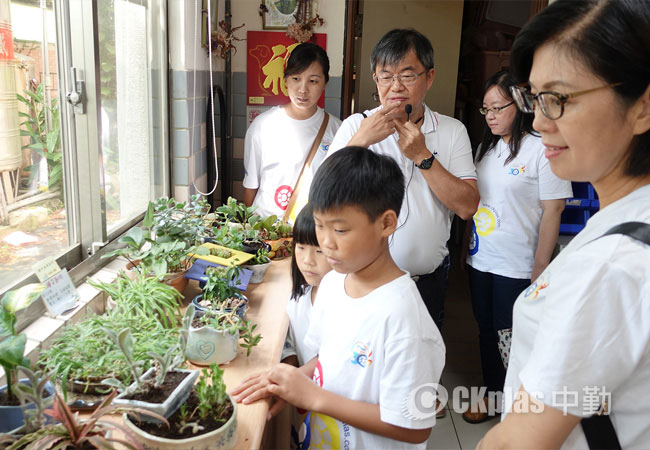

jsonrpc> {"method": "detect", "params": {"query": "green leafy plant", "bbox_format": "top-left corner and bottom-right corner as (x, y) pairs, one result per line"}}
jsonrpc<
(151, 195), (210, 247)
(0, 283), (45, 400)
(2, 389), (165, 450)
(249, 247), (271, 265)
(216, 196), (258, 226)
(102, 306), (193, 394)
(200, 265), (242, 309)
(17, 83), (63, 193)
(39, 309), (178, 398)
(175, 363), (230, 434)
(88, 271), (183, 328)
(199, 308), (262, 357)
(11, 366), (54, 434)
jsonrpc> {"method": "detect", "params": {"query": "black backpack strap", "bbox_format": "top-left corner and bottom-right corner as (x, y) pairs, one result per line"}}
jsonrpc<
(601, 221), (650, 245)
(580, 221), (650, 449)
(581, 414), (622, 450)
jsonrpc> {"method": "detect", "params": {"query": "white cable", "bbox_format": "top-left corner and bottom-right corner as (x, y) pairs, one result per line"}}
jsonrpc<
(190, 0), (219, 196)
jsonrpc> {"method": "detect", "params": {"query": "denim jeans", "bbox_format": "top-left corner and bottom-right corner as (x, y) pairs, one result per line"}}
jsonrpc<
(467, 266), (530, 393)
(415, 255), (451, 331)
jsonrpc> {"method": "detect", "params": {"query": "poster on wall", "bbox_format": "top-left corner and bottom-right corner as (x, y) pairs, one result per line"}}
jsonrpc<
(247, 31), (327, 107)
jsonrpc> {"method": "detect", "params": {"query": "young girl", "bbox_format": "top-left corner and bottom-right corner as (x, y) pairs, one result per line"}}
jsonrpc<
(282, 203), (331, 367)
(243, 43), (341, 222)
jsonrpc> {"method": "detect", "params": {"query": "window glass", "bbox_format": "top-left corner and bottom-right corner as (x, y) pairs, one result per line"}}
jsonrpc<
(0, 1), (72, 287)
(97, 0), (166, 233)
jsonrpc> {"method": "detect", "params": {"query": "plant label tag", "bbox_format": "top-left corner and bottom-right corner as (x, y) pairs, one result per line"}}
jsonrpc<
(41, 269), (79, 316)
(33, 257), (61, 282)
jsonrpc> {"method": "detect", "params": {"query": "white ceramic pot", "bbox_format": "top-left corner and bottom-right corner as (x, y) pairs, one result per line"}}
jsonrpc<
(113, 368), (199, 423)
(186, 323), (239, 366)
(122, 394), (238, 450)
(241, 261), (271, 284)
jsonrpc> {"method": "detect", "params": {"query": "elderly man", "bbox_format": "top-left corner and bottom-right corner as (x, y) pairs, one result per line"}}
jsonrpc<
(328, 28), (478, 330)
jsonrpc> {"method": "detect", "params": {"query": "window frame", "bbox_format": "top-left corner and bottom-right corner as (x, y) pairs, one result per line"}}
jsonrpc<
(5, 0), (169, 333)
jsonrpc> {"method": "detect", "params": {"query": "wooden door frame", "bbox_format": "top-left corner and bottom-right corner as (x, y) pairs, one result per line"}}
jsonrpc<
(342, 0), (359, 118)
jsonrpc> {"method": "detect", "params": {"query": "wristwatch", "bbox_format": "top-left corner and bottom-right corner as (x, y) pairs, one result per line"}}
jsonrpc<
(415, 153), (435, 170)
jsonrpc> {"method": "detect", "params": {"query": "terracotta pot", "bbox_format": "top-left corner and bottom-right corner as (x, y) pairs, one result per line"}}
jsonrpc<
(164, 270), (189, 294)
(123, 394), (237, 450)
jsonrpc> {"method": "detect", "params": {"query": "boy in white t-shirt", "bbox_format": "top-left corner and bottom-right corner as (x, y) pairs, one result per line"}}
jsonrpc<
(233, 147), (446, 449)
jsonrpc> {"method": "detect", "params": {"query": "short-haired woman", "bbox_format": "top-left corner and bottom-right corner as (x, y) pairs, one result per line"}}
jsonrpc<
(243, 43), (341, 220)
(478, 0), (650, 448)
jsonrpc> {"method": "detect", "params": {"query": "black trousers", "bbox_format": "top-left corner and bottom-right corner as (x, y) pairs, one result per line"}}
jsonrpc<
(415, 255), (450, 331)
(467, 266), (530, 393)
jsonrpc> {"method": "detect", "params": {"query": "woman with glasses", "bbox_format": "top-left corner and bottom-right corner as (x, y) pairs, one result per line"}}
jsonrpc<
(479, 0), (650, 448)
(462, 70), (572, 425)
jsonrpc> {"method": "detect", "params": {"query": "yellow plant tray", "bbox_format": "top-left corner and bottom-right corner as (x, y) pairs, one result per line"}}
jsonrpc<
(192, 243), (254, 266)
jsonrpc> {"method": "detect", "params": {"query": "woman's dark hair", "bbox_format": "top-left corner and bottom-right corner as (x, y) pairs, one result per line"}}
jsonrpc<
(370, 28), (434, 73)
(290, 203), (319, 301)
(511, 0), (650, 176)
(476, 70), (537, 164)
(284, 42), (330, 82)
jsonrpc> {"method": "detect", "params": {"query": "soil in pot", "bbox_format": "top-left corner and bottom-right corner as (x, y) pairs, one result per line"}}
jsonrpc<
(131, 390), (234, 440)
(0, 390), (21, 406)
(122, 371), (189, 404)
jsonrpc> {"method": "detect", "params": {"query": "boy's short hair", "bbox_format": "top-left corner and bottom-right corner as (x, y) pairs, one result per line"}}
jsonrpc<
(309, 146), (404, 221)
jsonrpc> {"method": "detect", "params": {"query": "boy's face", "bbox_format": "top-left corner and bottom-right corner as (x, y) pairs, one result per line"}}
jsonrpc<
(313, 205), (391, 274)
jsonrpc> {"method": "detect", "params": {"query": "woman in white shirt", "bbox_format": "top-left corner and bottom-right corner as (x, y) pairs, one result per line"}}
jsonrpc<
(463, 70), (572, 424)
(243, 43), (341, 221)
(479, 0), (650, 448)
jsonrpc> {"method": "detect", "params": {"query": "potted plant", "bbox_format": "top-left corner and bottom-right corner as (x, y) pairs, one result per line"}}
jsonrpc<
(89, 271), (183, 329)
(1, 388), (164, 450)
(241, 248), (272, 284)
(124, 363), (237, 450)
(102, 309), (199, 422)
(0, 283), (47, 433)
(1, 366), (55, 436)
(193, 265), (247, 318)
(186, 307), (261, 366)
(39, 309), (179, 399)
(102, 201), (209, 293)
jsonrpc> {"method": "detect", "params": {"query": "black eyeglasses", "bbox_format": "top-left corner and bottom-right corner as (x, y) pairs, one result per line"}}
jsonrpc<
(510, 83), (623, 120)
(479, 102), (514, 116)
(373, 70), (427, 87)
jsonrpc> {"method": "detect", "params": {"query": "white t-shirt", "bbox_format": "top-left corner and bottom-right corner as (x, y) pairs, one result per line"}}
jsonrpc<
(243, 106), (341, 220)
(304, 271), (446, 449)
(503, 184), (650, 449)
(329, 105), (477, 275)
(467, 135), (572, 279)
(282, 286), (316, 366)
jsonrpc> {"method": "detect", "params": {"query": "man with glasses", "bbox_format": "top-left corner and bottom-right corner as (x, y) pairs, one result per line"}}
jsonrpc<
(327, 29), (478, 337)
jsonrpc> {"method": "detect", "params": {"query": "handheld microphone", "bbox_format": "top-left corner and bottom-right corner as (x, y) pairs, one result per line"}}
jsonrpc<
(405, 104), (412, 121)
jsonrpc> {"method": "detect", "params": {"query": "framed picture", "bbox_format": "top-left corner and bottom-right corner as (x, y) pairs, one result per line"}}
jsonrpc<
(262, 0), (313, 30)
(202, 0), (218, 48)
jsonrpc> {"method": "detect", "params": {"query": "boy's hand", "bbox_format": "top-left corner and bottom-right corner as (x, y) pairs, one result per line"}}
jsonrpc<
(232, 363), (320, 412)
(231, 370), (273, 403)
(348, 102), (401, 148)
(265, 363), (321, 411)
(394, 120), (431, 165)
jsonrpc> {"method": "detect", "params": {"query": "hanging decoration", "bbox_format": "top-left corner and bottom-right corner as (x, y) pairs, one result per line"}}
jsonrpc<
(206, 20), (245, 59)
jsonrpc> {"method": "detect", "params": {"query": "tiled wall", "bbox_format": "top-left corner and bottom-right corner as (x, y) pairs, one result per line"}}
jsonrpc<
(170, 69), (343, 203)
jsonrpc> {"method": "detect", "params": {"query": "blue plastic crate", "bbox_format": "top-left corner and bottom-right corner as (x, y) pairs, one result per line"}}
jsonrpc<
(559, 208), (591, 235)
